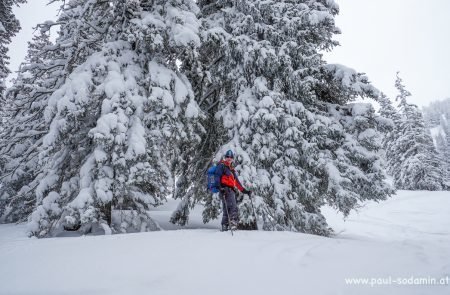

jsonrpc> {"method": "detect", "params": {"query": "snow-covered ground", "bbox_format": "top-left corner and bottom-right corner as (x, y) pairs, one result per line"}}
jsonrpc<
(0, 190), (449, 295)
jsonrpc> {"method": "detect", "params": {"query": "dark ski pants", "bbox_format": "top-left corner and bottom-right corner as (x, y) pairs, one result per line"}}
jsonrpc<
(221, 187), (238, 225)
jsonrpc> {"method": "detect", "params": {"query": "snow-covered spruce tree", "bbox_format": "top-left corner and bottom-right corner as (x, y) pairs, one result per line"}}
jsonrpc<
(0, 32), (54, 222)
(0, 0), (26, 94)
(378, 92), (402, 179)
(444, 124), (450, 188)
(172, 0), (392, 235)
(0, 0), (116, 223)
(423, 99), (450, 188)
(391, 73), (443, 190)
(324, 102), (392, 216)
(434, 131), (449, 188)
(28, 0), (203, 237)
(170, 0), (233, 226)
(423, 98), (450, 127)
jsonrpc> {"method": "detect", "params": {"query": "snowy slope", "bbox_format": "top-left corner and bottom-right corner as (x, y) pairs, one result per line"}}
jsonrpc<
(429, 125), (446, 147)
(0, 190), (449, 295)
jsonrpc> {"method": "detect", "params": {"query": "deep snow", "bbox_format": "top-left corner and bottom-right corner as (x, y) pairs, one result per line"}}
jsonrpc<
(0, 190), (449, 295)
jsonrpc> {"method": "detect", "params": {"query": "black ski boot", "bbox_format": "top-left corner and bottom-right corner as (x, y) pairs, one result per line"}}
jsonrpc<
(221, 224), (229, 232)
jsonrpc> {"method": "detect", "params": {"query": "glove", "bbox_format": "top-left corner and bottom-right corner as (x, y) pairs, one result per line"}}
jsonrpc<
(242, 189), (252, 196)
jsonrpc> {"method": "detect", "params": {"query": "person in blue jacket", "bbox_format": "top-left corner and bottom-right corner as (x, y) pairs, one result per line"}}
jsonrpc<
(215, 150), (251, 231)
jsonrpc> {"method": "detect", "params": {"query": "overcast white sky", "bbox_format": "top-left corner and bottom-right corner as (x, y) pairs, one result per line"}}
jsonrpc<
(7, 0), (59, 82)
(7, 0), (450, 108)
(325, 0), (450, 107)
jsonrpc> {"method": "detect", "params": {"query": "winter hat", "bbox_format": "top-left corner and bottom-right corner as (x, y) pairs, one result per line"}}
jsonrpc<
(224, 150), (234, 158)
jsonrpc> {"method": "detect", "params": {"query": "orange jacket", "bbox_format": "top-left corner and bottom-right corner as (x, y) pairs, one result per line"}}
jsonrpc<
(216, 159), (244, 192)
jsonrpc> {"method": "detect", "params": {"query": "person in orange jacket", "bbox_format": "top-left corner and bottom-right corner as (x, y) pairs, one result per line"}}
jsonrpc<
(214, 150), (251, 231)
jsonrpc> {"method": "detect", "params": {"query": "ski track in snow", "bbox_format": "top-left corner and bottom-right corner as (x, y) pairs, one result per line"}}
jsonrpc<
(0, 190), (449, 295)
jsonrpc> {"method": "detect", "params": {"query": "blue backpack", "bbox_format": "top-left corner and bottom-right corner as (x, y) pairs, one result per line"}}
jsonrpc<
(207, 164), (221, 193)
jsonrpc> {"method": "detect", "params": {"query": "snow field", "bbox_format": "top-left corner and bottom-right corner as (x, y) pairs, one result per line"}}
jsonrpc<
(0, 190), (449, 295)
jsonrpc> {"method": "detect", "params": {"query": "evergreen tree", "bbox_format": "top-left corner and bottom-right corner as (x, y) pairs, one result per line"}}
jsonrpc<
(422, 98), (450, 127)
(27, 0), (203, 237)
(422, 99), (450, 189)
(378, 92), (401, 179)
(390, 73), (443, 190)
(0, 0), (115, 223)
(2, 0), (395, 236)
(441, 120), (450, 188)
(434, 132), (448, 186)
(327, 102), (393, 214)
(0, 31), (53, 222)
(172, 0), (392, 235)
(0, 0), (26, 94)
